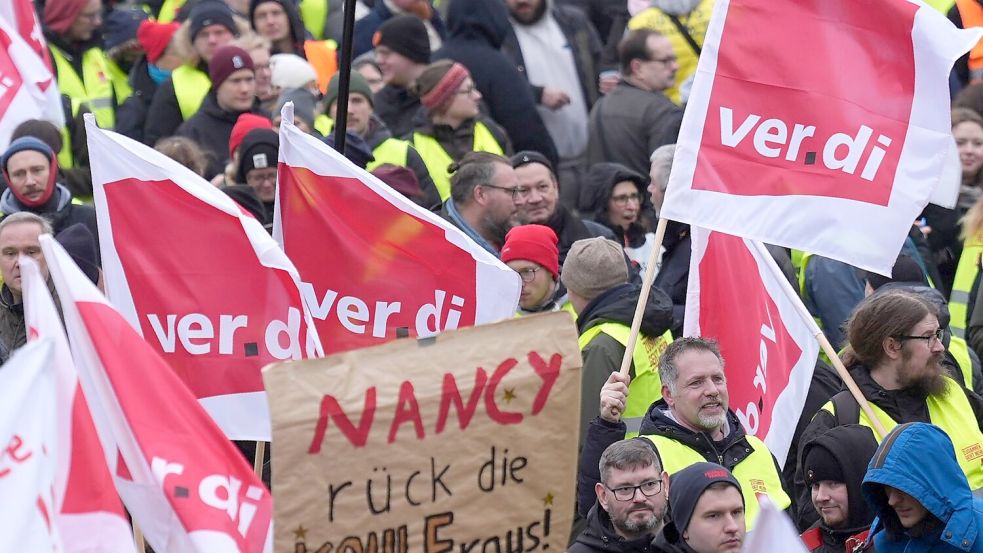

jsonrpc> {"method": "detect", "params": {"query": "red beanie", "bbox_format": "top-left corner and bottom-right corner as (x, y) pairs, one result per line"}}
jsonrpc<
(137, 20), (180, 64)
(209, 46), (254, 91)
(501, 224), (560, 280)
(44, 0), (90, 35)
(420, 62), (469, 112)
(229, 113), (272, 158)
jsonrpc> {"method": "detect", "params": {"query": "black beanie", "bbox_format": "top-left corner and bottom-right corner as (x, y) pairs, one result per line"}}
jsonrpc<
(236, 128), (279, 181)
(668, 463), (743, 534)
(803, 445), (845, 486)
(865, 254), (925, 291)
(189, 1), (238, 41)
(372, 15), (430, 64)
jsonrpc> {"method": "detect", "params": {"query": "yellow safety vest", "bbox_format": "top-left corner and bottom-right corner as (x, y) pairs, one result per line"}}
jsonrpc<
(820, 376), (983, 490)
(155, 0), (186, 22)
(105, 59), (132, 103)
(627, 0), (713, 105)
(411, 121), (504, 202)
(172, 65), (211, 121)
(578, 322), (673, 438)
(50, 46), (116, 128)
(951, 240), (983, 339)
(951, 335), (975, 390)
(642, 434), (790, 530)
(58, 97), (83, 169)
(314, 114), (333, 136)
(300, 0), (329, 40)
(366, 138), (410, 171)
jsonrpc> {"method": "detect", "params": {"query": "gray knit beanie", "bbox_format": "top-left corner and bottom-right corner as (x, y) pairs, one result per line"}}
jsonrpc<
(560, 237), (629, 301)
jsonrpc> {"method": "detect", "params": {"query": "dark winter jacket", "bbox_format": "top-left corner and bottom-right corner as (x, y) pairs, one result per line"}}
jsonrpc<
(544, 203), (617, 266)
(652, 221), (689, 336)
(555, 0), (629, 68)
(363, 116), (441, 208)
(143, 61), (209, 147)
(568, 502), (665, 553)
(176, 93), (268, 179)
(576, 282), (673, 445)
(863, 422), (983, 553)
(354, 1), (446, 58)
(376, 85), (425, 139)
(116, 56), (158, 143)
(0, 280), (62, 364)
(249, 0), (308, 56)
(0, 184), (99, 259)
(502, 4), (603, 108)
(433, 0), (559, 166)
(583, 162), (655, 249)
(587, 80), (683, 176)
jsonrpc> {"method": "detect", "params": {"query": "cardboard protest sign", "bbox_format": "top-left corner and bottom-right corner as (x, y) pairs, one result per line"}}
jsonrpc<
(263, 312), (581, 551)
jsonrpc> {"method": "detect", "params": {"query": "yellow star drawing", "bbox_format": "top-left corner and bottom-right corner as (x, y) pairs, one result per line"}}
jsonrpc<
(503, 388), (517, 403)
(293, 525), (308, 541)
(543, 492), (554, 506)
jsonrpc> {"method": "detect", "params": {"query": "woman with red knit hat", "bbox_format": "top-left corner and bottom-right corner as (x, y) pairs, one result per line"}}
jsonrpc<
(407, 60), (512, 203)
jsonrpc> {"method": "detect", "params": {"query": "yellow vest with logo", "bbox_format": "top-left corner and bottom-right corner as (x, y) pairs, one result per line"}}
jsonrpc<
(627, 0), (713, 105)
(50, 46), (115, 128)
(300, 0), (329, 40)
(578, 322), (672, 438)
(820, 376), (983, 490)
(642, 434), (790, 530)
(105, 59), (132, 103)
(412, 121), (504, 202)
(951, 240), (983, 339)
(172, 65), (211, 121)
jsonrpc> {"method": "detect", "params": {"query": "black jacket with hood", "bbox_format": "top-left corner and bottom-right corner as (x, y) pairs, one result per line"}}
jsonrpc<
(176, 92), (269, 179)
(582, 162), (656, 250)
(433, 0), (559, 167)
(116, 56), (158, 143)
(568, 502), (665, 553)
(249, 0), (308, 56)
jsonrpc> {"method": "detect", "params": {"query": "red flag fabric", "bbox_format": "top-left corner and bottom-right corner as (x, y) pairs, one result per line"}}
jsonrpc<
(22, 255), (135, 552)
(685, 227), (819, 466)
(41, 234), (273, 553)
(275, 110), (520, 355)
(660, 0), (982, 275)
(86, 115), (321, 441)
(0, 0), (54, 75)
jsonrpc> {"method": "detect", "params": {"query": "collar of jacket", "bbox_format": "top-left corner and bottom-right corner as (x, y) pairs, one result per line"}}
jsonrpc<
(640, 400), (754, 470)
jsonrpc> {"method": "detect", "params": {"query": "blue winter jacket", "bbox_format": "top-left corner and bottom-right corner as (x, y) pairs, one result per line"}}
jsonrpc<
(862, 422), (983, 553)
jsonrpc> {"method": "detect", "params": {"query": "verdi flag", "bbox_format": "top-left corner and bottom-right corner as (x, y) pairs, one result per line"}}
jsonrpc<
(660, 0), (982, 275)
(86, 114), (321, 441)
(275, 108), (520, 354)
(685, 227), (819, 466)
(42, 234), (273, 553)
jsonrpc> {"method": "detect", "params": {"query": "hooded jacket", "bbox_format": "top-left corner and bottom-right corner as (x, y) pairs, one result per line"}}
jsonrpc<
(569, 502), (665, 553)
(862, 422), (983, 553)
(582, 162), (655, 249)
(249, 0), (307, 56)
(433, 0), (559, 167)
(799, 425), (878, 553)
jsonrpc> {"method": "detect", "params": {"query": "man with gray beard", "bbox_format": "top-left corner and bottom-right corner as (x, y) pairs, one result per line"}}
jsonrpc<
(577, 337), (791, 530)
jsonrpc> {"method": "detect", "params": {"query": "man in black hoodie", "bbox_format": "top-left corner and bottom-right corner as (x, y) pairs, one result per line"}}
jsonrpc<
(433, 0), (560, 168)
(799, 425), (879, 553)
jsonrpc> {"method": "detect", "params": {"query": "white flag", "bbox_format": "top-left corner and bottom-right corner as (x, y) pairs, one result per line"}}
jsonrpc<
(741, 496), (809, 553)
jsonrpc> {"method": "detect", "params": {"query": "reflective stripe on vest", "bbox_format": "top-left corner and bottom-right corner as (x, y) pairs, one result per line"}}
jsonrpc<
(642, 434), (791, 529)
(958, 0), (983, 83)
(578, 322), (672, 437)
(59, 97), (83, 169)
(300, 0), (329, 40)
(50, 46), (115, 128)
(951, 335), (975, 390)
(820, 376), (983, 490)
(951, 241), (983, 339)
(156, 0), (186, 22)
(412, 121), (504, 202)
(172, 65), (211, 121)
(626, 0), (712, 105)
(367, 138), (410, 171)
(105, 59), (132, 103)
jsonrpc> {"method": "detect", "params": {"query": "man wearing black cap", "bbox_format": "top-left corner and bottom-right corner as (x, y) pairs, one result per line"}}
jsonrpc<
(569, 438), (669, 552)
(658, 462), (745, 553)
(512, 151), (614, 265)
(144, 1), (241, 146)
(799, 425), (878, 553)
(373, 15), (433, 138)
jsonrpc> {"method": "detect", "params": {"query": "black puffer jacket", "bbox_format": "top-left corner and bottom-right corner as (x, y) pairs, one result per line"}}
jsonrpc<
(433, 0), (559, 166)
(116, 56), (158, 143)
(568, 502), (665, 553)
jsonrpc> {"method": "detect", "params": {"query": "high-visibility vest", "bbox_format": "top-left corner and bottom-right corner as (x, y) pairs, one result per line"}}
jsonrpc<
(105, 59), (132, 103)
(314, 114), (332, 136)
(951, 240), (983, 339)
(627, 0), (713, 105)
(304, 39), (339, 94)
(155, 0), (186, 22)
(50, 46), (115, 128)
(820, 376), (983, 491)
(958, 0), (983, 83)
(951, 334), (975, 390)
(642, 434), (790, 530)
(172, 65), (211, 121)
(366, 138), (410, 171)
(411, 121), (504, 202)
(578, 322), (673, 437)
(300, 0), (329, 40)
(58, 97), (83, 169)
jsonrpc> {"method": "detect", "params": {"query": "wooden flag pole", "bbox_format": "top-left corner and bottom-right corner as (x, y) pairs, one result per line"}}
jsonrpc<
(618, 217), (670, 377)
(133, 522), (145, 551)
(254, 441), (267, 479)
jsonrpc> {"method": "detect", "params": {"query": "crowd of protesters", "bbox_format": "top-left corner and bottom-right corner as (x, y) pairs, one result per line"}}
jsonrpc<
(8, 0), (983, 551)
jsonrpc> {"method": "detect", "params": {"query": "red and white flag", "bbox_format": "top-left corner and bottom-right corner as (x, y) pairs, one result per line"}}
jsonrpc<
(740, 496), (809, 553)
(0, 339), (61, 552)
(685, 227), (819, 466)
(661, 0), (982, 275)
(21, 255), (136, 553)
(41, 234), (273, 553)
(86, 115), (321, 441)
(275, 108), (520, 354)
(0, 6), (64, 150)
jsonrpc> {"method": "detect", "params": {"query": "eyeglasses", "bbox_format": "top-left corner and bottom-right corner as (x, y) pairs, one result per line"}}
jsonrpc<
(648, 56), (677, 65)
(895, 328), (944, 346)
(480, 183), (522, 200)
(515, 267), (540, 283)
(247, 172), (277, 186)
(606, 480), (663, 501)
(611, 192), (641, 205)
(457, 84), (477, 95)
